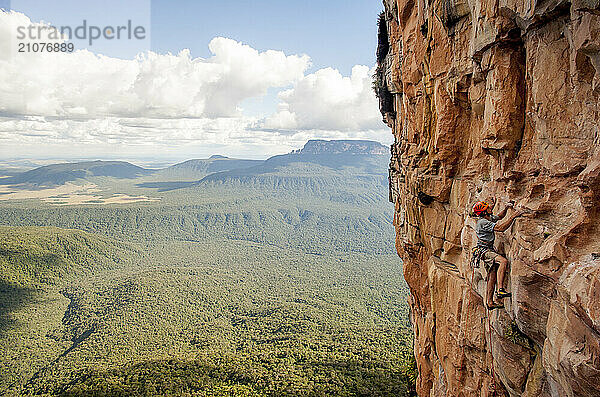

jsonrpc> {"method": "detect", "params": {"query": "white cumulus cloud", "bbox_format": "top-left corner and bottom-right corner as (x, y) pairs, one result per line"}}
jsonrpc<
(0, 10), (390, 158)
(264, 65), (383, 131)
(0, 11), (311, 119)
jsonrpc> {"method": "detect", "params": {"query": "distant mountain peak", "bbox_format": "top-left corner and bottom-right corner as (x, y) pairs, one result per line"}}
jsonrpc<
(209, 155), (229, 159)
(0, 160), (152, 186)
(296, 139), (387, 155)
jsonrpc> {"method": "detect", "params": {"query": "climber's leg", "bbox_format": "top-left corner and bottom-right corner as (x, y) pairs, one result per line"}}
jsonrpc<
(486, 264), (498, 307)
(496, 255), (508, 290)
(496, 255), (511, 299)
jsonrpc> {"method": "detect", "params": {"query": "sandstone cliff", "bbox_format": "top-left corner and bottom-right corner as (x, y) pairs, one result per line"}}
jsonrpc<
(377, 0), (600, 396)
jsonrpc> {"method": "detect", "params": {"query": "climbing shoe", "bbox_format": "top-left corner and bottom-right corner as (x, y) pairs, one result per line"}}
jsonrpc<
(496, 289), (511, 299)
(486, 303), (503, 310)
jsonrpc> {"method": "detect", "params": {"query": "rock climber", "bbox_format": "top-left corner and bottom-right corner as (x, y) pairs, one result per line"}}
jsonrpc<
(472, 199), (524, 310)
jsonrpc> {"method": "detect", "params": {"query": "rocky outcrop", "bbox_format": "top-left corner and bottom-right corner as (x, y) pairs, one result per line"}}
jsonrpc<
(295, 139), (388, 155)
(378, 0), (600, 395)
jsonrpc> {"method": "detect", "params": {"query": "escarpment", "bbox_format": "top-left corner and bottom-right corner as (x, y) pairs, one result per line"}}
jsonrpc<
(378, 0), (600, 396)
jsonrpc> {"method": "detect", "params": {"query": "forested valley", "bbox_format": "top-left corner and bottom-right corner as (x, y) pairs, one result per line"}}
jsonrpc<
(0, 141), (416, 396)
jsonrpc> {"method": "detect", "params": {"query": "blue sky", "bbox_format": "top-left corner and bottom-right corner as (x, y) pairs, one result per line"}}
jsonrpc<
(7, 0), (382, 73)
(0, 1), (388, 160)
(150, 0), (382, 76)
(151, 0), (384, 120)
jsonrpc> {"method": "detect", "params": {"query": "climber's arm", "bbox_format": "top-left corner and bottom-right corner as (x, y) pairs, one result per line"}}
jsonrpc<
(496, 202), (514, 220)
(494, 208), (522, 232)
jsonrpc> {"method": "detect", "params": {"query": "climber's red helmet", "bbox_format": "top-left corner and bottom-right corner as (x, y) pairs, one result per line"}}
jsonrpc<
(473, 201), (490, 216)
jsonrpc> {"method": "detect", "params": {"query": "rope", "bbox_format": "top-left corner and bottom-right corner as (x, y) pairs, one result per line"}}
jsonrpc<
(485, 313), (499, 396)
(468, 251), (499, 396)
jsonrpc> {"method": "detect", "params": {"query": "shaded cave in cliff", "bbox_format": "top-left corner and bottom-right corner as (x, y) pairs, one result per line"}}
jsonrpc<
(375, 12), (395, 120)
(377, 11), (389, 64)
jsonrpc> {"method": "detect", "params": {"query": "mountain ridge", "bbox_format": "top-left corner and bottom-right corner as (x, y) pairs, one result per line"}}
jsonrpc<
(1, 140), (388, 187)
(0, 160), (153, 186)
(294, 139), (388, 155)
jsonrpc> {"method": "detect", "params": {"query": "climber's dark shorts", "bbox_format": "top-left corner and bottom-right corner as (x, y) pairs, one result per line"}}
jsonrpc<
(482, 250), (499, 275)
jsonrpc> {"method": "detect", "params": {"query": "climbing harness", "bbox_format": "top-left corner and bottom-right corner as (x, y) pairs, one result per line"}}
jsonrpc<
(470, 246), (489, 268)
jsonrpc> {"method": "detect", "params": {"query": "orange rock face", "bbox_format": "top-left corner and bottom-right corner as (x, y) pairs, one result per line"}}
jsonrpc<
(378, 0), (600, 395)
